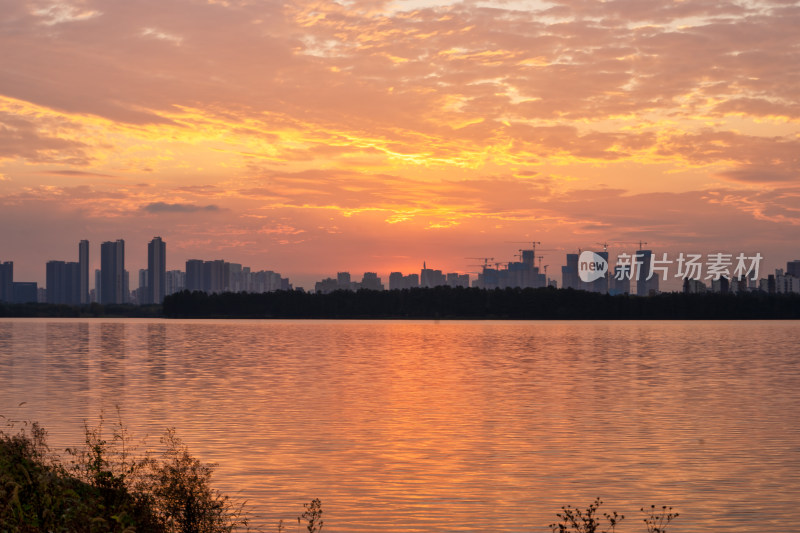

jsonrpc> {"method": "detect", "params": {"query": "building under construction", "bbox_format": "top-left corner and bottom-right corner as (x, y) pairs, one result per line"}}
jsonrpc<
(472, 249), (550, 290)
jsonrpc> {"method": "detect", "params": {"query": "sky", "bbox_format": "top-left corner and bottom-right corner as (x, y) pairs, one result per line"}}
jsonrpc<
(1, 0), (798, 290)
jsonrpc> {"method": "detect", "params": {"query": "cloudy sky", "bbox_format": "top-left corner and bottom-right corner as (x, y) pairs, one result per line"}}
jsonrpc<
(1, 0), (798, 288)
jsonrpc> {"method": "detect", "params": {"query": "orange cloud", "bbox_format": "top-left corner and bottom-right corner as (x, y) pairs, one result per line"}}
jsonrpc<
(0, 0), (798, 285)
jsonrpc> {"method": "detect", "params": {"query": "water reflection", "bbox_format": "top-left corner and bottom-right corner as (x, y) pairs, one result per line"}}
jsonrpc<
(46, 322), (89, 392)
(0, 322), (14, 382)
(0, 319), (799, 533)
(146, 323), (167, 382)
(99, 322), (125, 395)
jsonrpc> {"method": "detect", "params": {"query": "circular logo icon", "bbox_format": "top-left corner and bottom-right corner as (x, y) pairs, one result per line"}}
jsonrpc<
(578, 251), (608, 282)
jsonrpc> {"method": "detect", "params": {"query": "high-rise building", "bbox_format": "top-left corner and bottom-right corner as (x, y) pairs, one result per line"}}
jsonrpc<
(711, 276), (730, 294)
(635, 249), (658, 296)
(420, 262), (446, 288)
(136, 269), (149, 305)
(767, 274), (776, 294)
(123, 269), (130, 303)
(683, 278), (707, 294)
(521, 250), (535, 268)
(787, 260), (800, 278)
(79, 240), (89, 304)
(139, 269), (148, 292)
(100, 240), (125, 304)
(46, 260), (80, 304)
(66, 262), (80, 303)
(389, 272), (419, 290)
(561, 254), (579, 290)
(476, 267), (500, 289)
(94, 269), (102, 303)
(315, 277), (339, 294)
(187, 258), (290, 295)
(734, 277), (748, 294)
(44, 240), (89, 305)
(389, 272), (403, 290)
(589, 251), (609, 293)
(185, 260), (204, 291)
(203, 260), (227, 293)
(360, 272), (384, 291)
(446, 273), (470, 288)
(337, 272), (352, 290)
(12, 282), (38, 304)
(166, 270), (186, 295)
(147, 236), (166, 304)
(241, 266), (251, 292)
(609, 264), (631, 295)
(228, 263), (243, 292)
(501, 250), (546, 289)
(0, 261), (12, 302)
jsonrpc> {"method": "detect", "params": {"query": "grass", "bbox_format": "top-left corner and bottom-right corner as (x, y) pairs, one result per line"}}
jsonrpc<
(0, 413), (247, 533)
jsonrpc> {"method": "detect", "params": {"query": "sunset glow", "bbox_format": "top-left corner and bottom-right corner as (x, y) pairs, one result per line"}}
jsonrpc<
(2, 0), (798, 287)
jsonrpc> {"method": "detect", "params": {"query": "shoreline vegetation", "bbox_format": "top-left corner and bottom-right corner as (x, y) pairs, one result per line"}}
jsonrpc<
(1, 414), (250, 533)
(1, 417), (679, 533)
(2, 287), (800, 319)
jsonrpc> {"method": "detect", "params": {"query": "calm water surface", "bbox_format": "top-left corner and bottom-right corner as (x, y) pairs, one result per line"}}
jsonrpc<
(1, 319), (799, 532)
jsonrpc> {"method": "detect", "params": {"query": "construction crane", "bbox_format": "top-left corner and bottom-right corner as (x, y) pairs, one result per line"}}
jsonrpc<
(538, 255), (544, 269)
(508, 240), (541, 248)
(519, 247), (557, 256)
(507, 244), (558, 269)
(506, 241), (557, 256)
(465, 257), (494, 269)
(612, 241), (648, 250)
(467, 264), (496, 271)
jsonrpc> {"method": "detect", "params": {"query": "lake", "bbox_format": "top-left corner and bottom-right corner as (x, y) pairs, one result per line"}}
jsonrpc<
(1, 319), (799, 532)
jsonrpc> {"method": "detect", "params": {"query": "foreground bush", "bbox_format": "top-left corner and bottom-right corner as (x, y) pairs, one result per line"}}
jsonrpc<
(549, 498), (679, 533)
(0, 415), (248, 532)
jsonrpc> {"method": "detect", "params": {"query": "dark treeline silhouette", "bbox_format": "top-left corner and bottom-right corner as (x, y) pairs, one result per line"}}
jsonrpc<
(161, 287), (800, 319)
(3, 287), (798, 319)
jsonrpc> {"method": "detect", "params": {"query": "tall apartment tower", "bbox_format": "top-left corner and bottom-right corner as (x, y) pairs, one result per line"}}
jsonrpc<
(94, 269), (102, 303)
(79, 240), (90, 304)
(147, 236), (166, 304)
(100, 240), (125, 304)
(635, 249), (658, 296)
(561, 253), (579, 290)
(0, 261), (13, 302)
(787, 260), (800, 278)
(589, 250), (609, 293)
(610, 265), (631, 295)
(185, 260), (204, 291)
(46, 260), (80, 304)
(203, 260), (227, 294)
(337, 272), (351, 290)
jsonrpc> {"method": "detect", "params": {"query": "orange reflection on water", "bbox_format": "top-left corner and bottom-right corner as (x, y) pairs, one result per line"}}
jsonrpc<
(1, 319), (799, 532)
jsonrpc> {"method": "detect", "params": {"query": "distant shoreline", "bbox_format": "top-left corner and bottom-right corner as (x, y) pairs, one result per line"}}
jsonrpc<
(3, 287), (799, 319)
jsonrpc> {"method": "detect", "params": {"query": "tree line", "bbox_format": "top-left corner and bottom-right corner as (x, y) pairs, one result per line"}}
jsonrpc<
(3, 287), (798, 319)
(161, 287), (800, 319)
